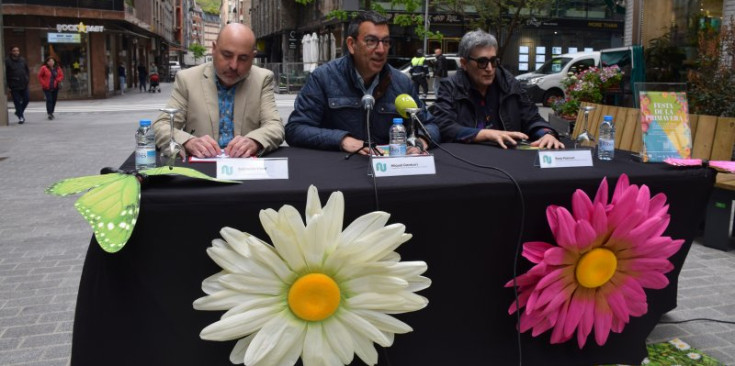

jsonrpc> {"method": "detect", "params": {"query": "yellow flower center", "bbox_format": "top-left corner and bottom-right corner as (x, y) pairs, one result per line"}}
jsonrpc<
(575, 248), (617, 288)
(288, 273), (341, 321)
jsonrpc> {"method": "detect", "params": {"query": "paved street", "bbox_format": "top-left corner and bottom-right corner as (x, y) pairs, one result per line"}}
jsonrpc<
(1, 82), (734, 365)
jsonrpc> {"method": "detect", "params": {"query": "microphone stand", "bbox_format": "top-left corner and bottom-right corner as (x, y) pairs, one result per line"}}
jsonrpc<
(345, 96), (384, 159)
(404, 107), (426, 152)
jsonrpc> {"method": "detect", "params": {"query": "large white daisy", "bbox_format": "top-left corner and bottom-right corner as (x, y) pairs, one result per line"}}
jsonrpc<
(194, 186), (431, 366)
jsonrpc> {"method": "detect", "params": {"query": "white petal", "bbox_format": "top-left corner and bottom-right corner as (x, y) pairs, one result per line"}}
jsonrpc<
(382, 293), (429, 314)
(302, 322), (342, 366)
(200, 305), (281, 341)
(323, 317), (355, 364)
(342, 275), (408, 294)
(258, 208), (279, 242)
(269, 224), (308, 273)
(347, 293), (405, 310)
(350, 309), (413, 334)
(348, 326), (379, 365)
(201, 271), (227, 294)
(340, 211), (391, 247)
(220, 227), (252, 257)
(206, 246), (252, 274)
(229, 334), (254, 364)
(318, 191), (345, 252)
(245, 235), (295, 283)
(340, 225), (410, 265)
(406, 276), (432, 292)
(305, 185), (323, 224)
(218, 273), (285, 296)
(222, 296), (285, 319)
(336, 309), (391, 347)
(193, 289), (262, 311)
(244, 311), (305, 365)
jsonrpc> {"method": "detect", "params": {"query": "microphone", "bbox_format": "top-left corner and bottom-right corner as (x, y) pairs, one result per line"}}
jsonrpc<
(395, 93), (418, 118)
(361, 94), (375, 111)
(395, 94), (429, 150)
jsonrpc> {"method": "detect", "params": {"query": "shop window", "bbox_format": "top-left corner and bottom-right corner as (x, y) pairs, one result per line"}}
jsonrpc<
(41, 31), (91, 98)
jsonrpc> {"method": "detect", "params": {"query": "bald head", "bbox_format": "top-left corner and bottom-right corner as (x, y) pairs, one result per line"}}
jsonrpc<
(212, 24), (257, 87)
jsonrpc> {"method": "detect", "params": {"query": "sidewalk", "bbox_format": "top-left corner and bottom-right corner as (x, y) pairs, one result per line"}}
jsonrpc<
(0, 83), (734, 365)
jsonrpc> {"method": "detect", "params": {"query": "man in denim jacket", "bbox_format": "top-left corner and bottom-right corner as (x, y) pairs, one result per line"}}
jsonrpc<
(286, 11), (440, 155)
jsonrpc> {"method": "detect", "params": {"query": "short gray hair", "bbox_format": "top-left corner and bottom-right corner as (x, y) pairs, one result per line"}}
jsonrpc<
(458, 30), (498, 59)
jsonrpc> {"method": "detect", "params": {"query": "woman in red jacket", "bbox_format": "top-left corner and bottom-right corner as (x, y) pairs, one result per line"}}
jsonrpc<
(37, 56), (64, 120)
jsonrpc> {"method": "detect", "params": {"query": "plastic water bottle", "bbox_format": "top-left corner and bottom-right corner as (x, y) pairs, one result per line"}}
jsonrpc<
(389, 118), (407, 156)
(597, 115), (615, 161)
(135, 119), (156, 170)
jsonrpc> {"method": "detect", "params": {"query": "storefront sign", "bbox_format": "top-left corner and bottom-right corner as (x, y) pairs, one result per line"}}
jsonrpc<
(48, 33), (81, 44)
(56, 22), (104, 33)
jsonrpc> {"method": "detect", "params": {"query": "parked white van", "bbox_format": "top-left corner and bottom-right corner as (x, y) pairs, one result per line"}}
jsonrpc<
(516, 51), (600, 106)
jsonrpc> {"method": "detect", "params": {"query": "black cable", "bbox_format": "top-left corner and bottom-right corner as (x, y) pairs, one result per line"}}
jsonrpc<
(412, 115), (525, 366)
(659, 318), (735, 325)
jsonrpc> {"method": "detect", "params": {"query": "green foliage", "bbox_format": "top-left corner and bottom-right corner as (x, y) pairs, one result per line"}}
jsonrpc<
(552, 66), (623, 118)
(196, 0), (220, 14)
(645, 30), (686, 82)
(189, 43), (207, 60)
(687, 16), (735, 117)
(437, 0), (554, 58)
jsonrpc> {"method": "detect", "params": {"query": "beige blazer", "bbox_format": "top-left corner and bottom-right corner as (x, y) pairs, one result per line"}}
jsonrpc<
(153, 63), (284, 153)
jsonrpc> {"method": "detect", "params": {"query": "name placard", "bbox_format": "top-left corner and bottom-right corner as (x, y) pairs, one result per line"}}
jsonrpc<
(371, 155), (436, 177)
(216, 158), (289, 180)
(538, 150), (593, 168)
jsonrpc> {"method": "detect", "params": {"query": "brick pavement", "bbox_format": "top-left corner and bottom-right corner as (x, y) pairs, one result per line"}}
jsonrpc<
(1, 84), (734, 365)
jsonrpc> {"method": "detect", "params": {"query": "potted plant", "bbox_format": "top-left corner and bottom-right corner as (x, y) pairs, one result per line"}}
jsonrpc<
(551, 66), (623, 119)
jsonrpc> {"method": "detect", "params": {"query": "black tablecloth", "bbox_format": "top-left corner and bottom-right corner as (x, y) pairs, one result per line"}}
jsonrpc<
(71, 144), (714, 366)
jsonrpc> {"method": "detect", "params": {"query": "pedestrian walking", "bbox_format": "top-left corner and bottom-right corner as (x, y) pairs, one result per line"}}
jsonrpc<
(38, 56), (64, 120)
(5, 46), (30, 124)
(432, 47), (448, 93)
(137, 63), (147, 92)
(118, 63), (126, 95)
(410, 49), (429, 98)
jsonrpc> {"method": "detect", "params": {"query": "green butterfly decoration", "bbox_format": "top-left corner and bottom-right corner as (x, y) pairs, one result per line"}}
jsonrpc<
(46, 166), (239, 253)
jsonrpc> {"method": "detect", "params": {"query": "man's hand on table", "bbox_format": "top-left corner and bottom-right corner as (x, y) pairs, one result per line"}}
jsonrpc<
(225, 136), (262, 158)
(184, 135), (221, 158)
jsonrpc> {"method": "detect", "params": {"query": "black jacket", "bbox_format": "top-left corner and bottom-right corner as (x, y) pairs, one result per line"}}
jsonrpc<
(5, 56), (29, 91)
(433, 67), (555, 142)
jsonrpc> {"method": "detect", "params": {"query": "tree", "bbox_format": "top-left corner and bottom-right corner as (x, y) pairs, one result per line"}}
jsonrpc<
(189, 43), (206, 65)
(437, 0), (554, 59)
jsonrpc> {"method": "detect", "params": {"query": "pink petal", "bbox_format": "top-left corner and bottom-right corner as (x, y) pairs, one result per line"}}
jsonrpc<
(610, 210), (645, 242)
(572, 189), (594, 221)
(574, 220), (599, 250)
(611, 317), (625, 333)
(611, 174), (630, 205)
(544, 247), (576, 265)
(634, 185), (651, 213)
(535, 267), (569, 292)
(626, 216), (670, 243)
(531, 278), (568, 312)
(507, 288), (533, 314)
(593, 176), (609, 206)
(636, 271), (670, 289)
(593, 291), (613, 346)
(531, 317), (555, 337)
(550, 300), (572, 344)
(648, 193), (668, 216)
(605, 291), (630, 324)
(619, 258), (673, 272)
(590, 203), (608, 237)
(564, 289), (593, 338)
(554, 208), (578, 248)
(608, 188), (638, 228)
(546, 205), (561, 237)
(523, 241), (555, 263)
(576, 289), (596, 348)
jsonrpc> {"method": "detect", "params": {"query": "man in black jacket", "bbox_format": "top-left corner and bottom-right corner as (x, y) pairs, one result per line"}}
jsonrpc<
(433, 30), (564, 149)
(5, 46), (30, 124)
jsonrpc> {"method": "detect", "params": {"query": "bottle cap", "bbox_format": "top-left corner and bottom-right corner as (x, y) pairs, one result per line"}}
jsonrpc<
(392, 117), (403, 124)
(604, 115), (613, 121)
(139, 119), (152, 126)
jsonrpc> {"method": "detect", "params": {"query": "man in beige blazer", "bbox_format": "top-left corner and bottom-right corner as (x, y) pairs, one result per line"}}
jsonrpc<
(153, 23), (284, 158)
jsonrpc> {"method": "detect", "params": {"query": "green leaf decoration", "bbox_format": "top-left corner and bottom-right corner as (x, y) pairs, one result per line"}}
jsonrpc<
(46, 166), (239, 253)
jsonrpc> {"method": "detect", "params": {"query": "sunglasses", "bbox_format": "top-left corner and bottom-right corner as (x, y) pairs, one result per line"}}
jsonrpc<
(467, 56), (500, 69)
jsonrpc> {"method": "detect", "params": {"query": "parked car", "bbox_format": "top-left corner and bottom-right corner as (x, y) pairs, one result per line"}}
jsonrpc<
(516, 51), (600, 106)
(169, 61), (181, 80)
(399, 54), (461, 93)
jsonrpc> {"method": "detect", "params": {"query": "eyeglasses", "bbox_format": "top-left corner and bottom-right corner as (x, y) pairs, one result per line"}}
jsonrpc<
(467, 56), (500, 69)
(362, 36), (391, 50)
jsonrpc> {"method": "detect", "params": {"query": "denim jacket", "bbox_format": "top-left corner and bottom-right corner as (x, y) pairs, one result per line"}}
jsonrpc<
(285, 55), (440, 150)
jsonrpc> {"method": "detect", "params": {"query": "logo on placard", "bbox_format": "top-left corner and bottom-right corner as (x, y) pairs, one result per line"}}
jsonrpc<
(375, 162), (387, 172)
(542, 155), (552, 165)
(221, 165), (234, 175)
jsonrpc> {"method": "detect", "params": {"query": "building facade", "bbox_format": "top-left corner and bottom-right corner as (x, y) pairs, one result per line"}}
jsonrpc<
(250, 0), (625, 75)
(2, 0), (178, 100)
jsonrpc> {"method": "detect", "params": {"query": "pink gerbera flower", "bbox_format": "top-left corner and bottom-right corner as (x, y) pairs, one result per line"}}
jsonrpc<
(506, 174), (683, 348)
